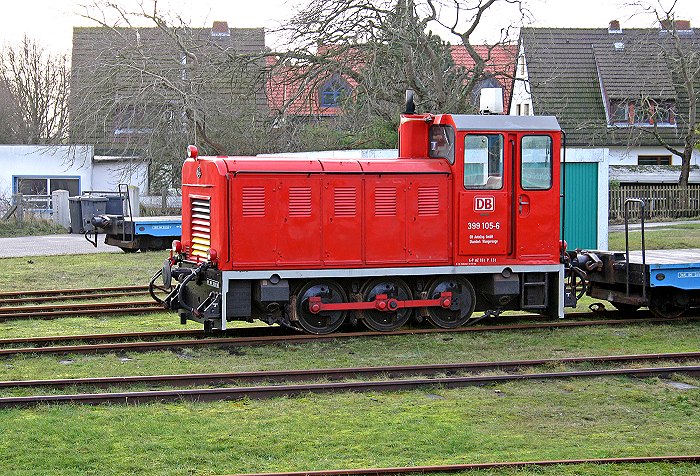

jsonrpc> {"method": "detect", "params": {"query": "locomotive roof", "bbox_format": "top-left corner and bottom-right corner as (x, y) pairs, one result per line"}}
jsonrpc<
(449, 114), (561, 132)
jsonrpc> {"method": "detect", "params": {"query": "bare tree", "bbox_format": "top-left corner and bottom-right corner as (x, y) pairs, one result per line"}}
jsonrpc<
(266, 0), (523, 150)
(635, 1), (700, 188)
(71, 1), (267, 191)
(0, 36), (70, 144)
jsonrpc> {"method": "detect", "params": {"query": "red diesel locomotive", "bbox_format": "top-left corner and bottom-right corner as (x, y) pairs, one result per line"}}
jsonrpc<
(152, 97), (574, 333)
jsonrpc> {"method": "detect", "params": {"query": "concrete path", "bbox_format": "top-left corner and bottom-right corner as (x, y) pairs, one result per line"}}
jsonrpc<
(0, 234), (122, 258)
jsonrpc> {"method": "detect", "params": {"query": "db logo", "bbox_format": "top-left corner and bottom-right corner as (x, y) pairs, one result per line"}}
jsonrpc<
(474, 196), (495, 212)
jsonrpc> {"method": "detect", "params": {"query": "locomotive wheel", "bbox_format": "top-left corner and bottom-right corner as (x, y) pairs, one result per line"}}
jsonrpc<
(294, 280), (348, 335)
(358, 277), (413, 332)
(425, 276), (476, 329)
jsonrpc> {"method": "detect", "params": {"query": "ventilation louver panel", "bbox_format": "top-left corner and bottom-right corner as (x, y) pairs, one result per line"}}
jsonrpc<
(242, 187), (266, 217)
(190, 197), (211, 259)
(289, 187), (312, 217)
(418, 186), (440, 216)
(334, 187), (357, 216)
(375, 187), (397, 216)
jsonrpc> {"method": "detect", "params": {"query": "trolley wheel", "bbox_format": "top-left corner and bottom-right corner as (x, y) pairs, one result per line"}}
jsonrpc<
(425, 276), (475, 328)
(294, 280), (348, 335)
(358, 277), (413, 332)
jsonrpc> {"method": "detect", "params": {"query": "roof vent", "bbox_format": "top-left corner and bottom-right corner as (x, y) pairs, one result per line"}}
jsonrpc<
(609, 20), (622, 34)
(479, 88), (504, 115)
(614, 42), (625, 50)
(211, 21), (230, 37)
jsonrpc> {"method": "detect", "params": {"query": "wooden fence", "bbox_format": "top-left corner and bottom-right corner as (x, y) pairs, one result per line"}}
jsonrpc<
(609, 185), (700, 221)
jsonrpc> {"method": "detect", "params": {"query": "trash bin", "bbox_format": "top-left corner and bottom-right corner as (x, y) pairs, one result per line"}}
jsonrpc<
(68, 196), (108, 233)
(103, 194), (125, 215)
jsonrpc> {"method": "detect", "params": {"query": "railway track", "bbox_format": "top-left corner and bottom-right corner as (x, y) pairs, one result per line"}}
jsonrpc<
(0, 285), (162, 320)
(3, 351), (699, 390)
(0, 314), (696, 357)
(0, 285), (150, 304)
(0, 352), (698, 407)
(227, 455), (700, 475)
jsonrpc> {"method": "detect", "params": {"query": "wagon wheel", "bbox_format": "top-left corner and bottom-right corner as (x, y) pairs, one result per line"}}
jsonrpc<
(294, 280), (348, 335)
(425, 276), (476, 329)
(357, 277), (413, 332)
(649, 302), (685, 319)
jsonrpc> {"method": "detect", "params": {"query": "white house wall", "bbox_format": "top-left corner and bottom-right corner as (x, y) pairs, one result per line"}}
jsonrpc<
(91, 157), (149, 194)
(606, 146), (700, 166)
(509, 44), (533, 116)
(0, 145), (93, 199)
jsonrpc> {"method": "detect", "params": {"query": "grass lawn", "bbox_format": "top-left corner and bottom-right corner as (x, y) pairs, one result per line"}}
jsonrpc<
(608, 223), (700, 251)
(0, 378), (698, 475)
(0, 246), (698, 475)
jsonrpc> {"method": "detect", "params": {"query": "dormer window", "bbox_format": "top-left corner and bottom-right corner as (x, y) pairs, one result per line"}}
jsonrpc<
(610, 100), (630, 123)
(319, 75), (351, 108)
(608, 98), (675, 127)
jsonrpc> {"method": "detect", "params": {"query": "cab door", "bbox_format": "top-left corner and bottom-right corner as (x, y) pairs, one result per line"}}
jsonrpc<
(457, 133), (511, 261)
(513, 134), (559, 261)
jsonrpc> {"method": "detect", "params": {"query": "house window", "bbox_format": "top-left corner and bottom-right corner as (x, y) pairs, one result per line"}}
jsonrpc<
(611, 100), (630, 123)
(638, 155), (672, 165)
(319, 75), (351, 108)
(523, 103), (530, 116)
(609, 99), (675, 126)
(516, 104), (522, 115)
(114, 105), (152, 138)
(13, 176), (80, 209)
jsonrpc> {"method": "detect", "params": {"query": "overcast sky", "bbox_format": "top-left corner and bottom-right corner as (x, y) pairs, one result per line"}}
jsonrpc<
(1, 0), (698, 53)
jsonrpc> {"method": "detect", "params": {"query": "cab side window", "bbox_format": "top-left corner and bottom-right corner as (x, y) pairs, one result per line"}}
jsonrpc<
(464, 134), (503, 189)
(521, 135), (552, 190)
(428, 125), (455, 164)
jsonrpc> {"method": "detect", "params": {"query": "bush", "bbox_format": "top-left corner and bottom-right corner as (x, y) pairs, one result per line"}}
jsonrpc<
(0, 215), (68, 238)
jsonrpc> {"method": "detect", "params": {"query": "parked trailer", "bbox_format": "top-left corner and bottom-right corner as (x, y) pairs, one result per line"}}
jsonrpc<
(587, 248), (700, 318)
(89, 215), (182, 252)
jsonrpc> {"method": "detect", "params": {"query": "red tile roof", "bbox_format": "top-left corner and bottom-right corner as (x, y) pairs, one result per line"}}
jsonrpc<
(267, 43), (517, 116)
(450, 44), (517, 112)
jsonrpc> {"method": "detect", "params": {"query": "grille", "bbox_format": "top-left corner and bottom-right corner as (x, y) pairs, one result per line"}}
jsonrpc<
(334, 187), (357, 216)
(418, 186), (440, 216)
(375, 187), (397, 216)
(289, 187), (312, 217)
(190, 197), (211, 259)
(242, 187), (265, 217)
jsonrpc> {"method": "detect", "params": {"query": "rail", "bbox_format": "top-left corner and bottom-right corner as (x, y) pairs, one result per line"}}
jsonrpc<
(1, 312), (697, 357)
(229, 455), (700, 475)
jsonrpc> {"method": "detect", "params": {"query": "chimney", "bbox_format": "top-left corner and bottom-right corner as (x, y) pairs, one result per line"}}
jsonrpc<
(211, 21), (230, 37)
(608, 20), (622, 33)
(676, 20), (691, 30)
(660, 19), (691, 32)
